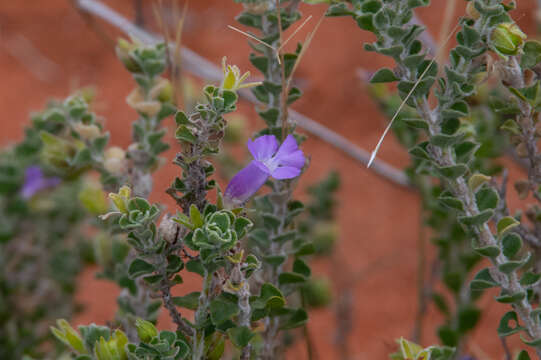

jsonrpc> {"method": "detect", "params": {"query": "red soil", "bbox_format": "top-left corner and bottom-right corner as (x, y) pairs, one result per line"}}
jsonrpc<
(0, 0), (538, 358)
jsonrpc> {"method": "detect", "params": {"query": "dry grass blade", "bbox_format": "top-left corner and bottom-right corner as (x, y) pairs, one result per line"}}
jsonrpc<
(277, 14), (312, 52)
(286, 15), (324, 92)
(227, 25), (275, 50)
(367, 21), (461, 168)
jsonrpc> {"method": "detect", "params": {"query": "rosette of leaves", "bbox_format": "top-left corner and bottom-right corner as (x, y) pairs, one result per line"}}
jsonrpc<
(172, 205), (264, 358)
(51, 319), (190, 360)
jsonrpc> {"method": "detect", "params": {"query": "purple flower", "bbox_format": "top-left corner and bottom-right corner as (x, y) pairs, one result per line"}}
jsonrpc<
(21, 166), (61, 199)
(224, 134), (305, 203)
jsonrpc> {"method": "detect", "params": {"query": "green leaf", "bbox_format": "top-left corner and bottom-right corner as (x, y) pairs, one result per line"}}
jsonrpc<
(458, 209), (494, 226)
(402, 118), (428, 130)
(437, 164), (468, 179)
(210, 298), (239, 325)
(470, 268), (498, 290)
(293, 258), (311, 277)
(280, 308), (308, 330)
(279, 272), (306, 285)
(186, 259), (205, 276)
(370, 68), (398, 83)
(294, 242), (315, 256)
(438, 325), (458, 347)
(520, 334), (541, 347)
(175, 125), (197, 143)
(520, 272), (541, 287)
(128, 258), (155, 278)
(253, 283), (286, 310)
(430, 133), (464, 147)
(516, 350), (532, 360)
(498, 311), (524, 337)
(189, 204), (204, 229)
(409, 144), (431, 160)
(263, 255), (287, 267)
(475, 187), (499, 211)
(438, 196), (464, 211)
(473, 244), (500, 258)
(497, 216), (520, 235)
(128, 197), (151, 212)
(458, 305), (480, 333)
(495, 290), (526, 304)
(175, 111), (189, 125)
(172, 292), (200, 310)
(326, 3), (354, 17)
(521, 40), (541, 68)
(498, 253), (531, 274)
(226, 326), (254, 348)
(468, 173), (491, 191)
(502, 233), (522, 258)
(234, 217), (252, 238)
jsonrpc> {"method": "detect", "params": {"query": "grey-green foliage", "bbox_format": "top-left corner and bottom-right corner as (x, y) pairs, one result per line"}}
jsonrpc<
(0, 99), (97, 358)
(327, 0), (541, 355)
(167, 83), (239, 213)
(233, 1), (314, 357)
(365, 81), (513, 348)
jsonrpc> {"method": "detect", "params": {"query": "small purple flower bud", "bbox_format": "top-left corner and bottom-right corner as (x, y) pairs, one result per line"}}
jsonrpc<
(224, 134), (305, 204)
(21, 166), (61, 199)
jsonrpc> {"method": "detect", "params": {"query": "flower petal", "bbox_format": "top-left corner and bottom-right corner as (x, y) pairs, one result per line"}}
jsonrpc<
(21, 166), (60, 199)
(247, 135), (279, 161)
(271, 166), (301, 180)
(224, 160), (270, 203)
(273, 134), (305, 168)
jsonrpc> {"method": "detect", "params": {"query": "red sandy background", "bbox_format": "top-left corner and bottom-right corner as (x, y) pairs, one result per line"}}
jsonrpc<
(0, 1), (538, 358)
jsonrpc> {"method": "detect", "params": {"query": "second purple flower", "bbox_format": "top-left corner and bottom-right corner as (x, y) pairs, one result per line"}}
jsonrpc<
(224, 134), (305, 204)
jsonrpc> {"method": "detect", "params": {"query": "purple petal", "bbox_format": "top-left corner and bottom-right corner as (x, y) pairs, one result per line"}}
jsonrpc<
(25, 166), (43, 179)
(21, 181), (43, 199)
(21, 166), (60, 199)
(224, 160), (270, 203)
(271, 166), (301, 180)
(273, 134), (305, 169)
(247, 135), (279, 162)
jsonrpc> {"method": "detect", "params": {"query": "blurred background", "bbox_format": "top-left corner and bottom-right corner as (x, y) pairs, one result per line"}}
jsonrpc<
(1, 0), (540, 358)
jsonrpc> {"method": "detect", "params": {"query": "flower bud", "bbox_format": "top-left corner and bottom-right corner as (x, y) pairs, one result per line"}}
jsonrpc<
(126, 88), (161, 117)
(40, 131), (74, 170)
(491, 23), (526, 56)
(116, 38), (142, 73)
(50, 319), (87, 354)
(301, 277), (332, 308)
(109, 185), (131, 213)
(158, 213), (180, 243)
(79, 181), (109, 215)
(135, 318), (158, 343)
(465, 1), (480, 20)
(73, 123), (101, 141)
(104, 146), (127, 176)
(94, 330), (128, 360)
(312, 222), (338, 255)
(149, 78), (173, 103)
(221, 57), (260, 91)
